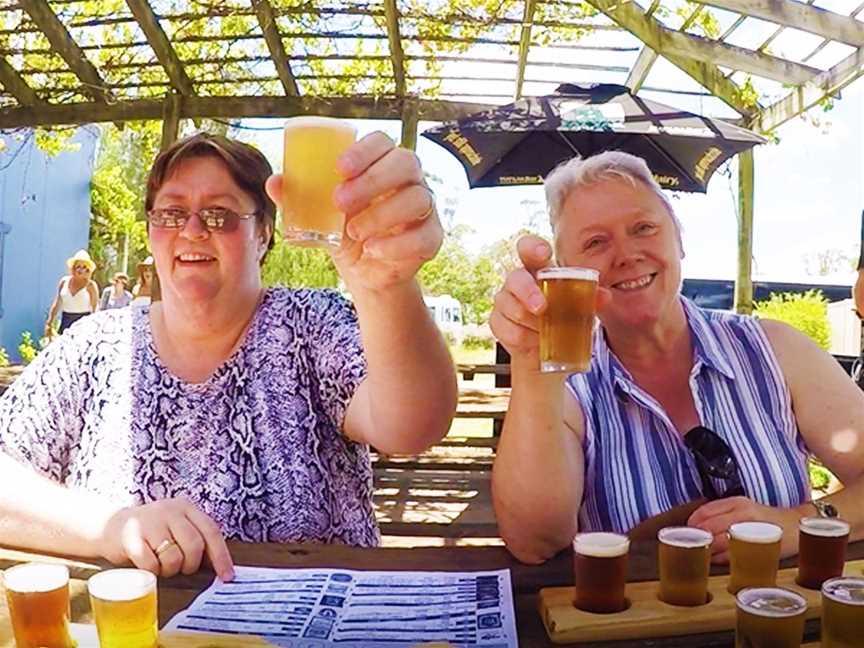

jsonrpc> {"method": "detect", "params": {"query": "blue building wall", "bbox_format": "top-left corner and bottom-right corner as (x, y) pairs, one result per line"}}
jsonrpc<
(0, 129), (97, 361)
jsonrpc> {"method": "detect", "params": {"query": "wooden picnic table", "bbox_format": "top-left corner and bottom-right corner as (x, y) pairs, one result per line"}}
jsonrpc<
(457, 363), (511, 381)
(3, 540), (862, 647)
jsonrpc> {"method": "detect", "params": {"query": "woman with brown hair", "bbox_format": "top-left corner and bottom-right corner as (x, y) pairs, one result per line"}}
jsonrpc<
(131, 256), (156, 307)
(0, 132), (456, 581)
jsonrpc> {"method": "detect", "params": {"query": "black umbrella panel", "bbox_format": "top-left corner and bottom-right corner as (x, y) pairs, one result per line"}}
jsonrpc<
(422, 84), (766, 193)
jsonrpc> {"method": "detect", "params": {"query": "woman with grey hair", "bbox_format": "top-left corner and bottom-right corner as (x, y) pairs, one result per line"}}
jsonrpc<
(490, 150), (864, 565)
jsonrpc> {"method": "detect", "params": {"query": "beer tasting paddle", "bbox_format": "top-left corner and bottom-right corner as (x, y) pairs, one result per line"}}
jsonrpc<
(537, 558), (864, 644)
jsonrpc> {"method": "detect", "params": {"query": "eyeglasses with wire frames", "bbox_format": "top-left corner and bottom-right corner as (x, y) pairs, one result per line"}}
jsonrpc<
(683, 425), (745, 501)
(147, 207), (258, 234)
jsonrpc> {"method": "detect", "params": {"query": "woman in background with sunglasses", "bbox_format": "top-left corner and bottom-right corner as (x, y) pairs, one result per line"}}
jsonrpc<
(0, 133), (456, 580)
(490, 151), (864, 565)
(44, 249), (100, 337)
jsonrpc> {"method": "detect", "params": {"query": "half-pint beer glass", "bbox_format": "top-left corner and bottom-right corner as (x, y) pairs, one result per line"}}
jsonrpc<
(821, 576), (864, 648)
(88, 568), (158, 648)
(281, 116), (357, 247)
(4, 562), (74, 648)
(537, 267), (599, 373)
(727, 521), (782, 594)
(657, 526), (713, 606)
(572, 532), (629, 613)
(796, 516), (849, 589)
(735, 587), (807, 648)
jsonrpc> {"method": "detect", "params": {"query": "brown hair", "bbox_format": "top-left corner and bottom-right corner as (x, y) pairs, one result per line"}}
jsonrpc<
(145, 133), (276, 262)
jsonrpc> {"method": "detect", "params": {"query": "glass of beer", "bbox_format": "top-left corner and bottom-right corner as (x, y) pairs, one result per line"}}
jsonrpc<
(88, 568), (158, 648)
(657, 526), (713, 606)
(727, 521), (783, 594)
(281, 116), (357, 247)
(821, 576), (864, 648)
(572, 532), (629, 613)
(537, 267), (599, 373)
(735, 587), (807, 648)
(4, 562), (75, 648)
(795, 516), (849, 590)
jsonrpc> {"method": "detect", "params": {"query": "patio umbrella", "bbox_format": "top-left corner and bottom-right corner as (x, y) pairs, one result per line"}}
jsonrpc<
(421, 83), (766, 193)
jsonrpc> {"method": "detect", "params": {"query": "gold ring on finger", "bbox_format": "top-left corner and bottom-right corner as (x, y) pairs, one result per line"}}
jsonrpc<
(154, 539), (179, 556)
(419, 186), (435, 221)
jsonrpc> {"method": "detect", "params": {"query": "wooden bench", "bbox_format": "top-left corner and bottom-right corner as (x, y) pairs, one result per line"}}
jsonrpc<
(456, 363), (511, 381)
(454, 386), (509, 420)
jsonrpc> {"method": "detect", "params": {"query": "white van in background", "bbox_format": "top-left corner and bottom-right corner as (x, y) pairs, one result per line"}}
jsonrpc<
(424, 294), (464, 340)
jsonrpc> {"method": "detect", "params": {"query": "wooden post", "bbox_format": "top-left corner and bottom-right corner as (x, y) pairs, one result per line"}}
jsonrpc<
(734, 149), (755, 314)
(160, 94), (182, 151)
(400, 97), (418, 151)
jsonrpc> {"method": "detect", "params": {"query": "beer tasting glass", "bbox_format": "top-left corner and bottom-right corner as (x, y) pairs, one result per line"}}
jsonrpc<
(727, 521), (783, 594)
(796, 516), (850, 590)
(4, 562), (74, 648)
(821, 576), (864, 648)
(572, 532), (630, 613)
(88, 568), (158, 648)
(735, 587), (807, 648)
(657, 526), (713, 606)
(537, 267), (599, 373)
(281, 116), (357, 247)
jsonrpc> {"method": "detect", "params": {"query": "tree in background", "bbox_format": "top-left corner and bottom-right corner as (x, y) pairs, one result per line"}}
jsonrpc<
(261, 233), (339, 289)
(754, 290), (831, 350)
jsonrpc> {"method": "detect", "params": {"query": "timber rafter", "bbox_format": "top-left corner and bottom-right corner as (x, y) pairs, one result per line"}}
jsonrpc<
(0, 0), (862, 136)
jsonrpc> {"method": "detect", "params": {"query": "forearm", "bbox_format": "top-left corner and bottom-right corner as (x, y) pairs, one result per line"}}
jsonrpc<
(350, 280), (457, 453)
(0, 453), (115, 558)
(45, 299), (59, 327)
(492, 360), (583, 563)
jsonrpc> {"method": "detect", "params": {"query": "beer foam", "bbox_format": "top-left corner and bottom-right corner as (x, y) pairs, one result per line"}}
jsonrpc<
(3, 563), (68, 593)
(537, 267), (599, 282)
(658, 526), (713, 548)
(729, 521), (783, 543)
(88, 569), (156, 601)
(573, 532), (630, 557)
(798, 516), (850, 537)
(822, 577), (864, 605)
(736, 587), (807, 617)
(283, 116), (356, 134)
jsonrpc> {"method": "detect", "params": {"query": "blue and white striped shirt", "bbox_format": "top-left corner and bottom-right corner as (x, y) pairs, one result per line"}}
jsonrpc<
(567, 298), (811, 534)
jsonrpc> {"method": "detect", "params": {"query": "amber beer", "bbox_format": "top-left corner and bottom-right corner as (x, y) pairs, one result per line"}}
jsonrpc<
(795, 516), (849, 589)
(727, 521), (783, 594)
(88, 568), (158, 648)
(572, 532), (629, 613)
(4, 563), (74, 648)
(282, 116), (357, 247)
(821, 577), (864, 648)
(735, 587), (807, 648)
(657, 526), (713, 606)
(537, 267), (599, 373)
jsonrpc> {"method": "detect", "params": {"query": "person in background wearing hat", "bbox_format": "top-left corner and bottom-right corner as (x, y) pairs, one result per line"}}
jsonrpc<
(131, 256), (156, 307)
(99, 272), (133, 310)
(44, 249), (99, 336)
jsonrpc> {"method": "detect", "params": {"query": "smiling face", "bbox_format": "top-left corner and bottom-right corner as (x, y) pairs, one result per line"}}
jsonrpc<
(554, 176), (683, 330)
(148, 156), (269, 309)
(72, 263), (92, 278)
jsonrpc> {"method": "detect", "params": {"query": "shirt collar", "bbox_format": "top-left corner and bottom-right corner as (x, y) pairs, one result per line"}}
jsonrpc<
(594, 297), (736, 389)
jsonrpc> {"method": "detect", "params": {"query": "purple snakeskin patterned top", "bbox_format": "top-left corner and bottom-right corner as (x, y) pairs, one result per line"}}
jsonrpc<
(0, 288), (378, 546)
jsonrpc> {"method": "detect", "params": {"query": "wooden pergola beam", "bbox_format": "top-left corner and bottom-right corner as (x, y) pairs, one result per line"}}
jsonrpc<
(125, 0), (195, 96)
(19, 0), (110, 104)
(251, 0), (299, 96)
(700, 0), (864, 48)
(0, 96), (496, 130)
(0, 57), (42, 106)
(620, 12), (821, 85)
(585, 0), (755, 115)
(383, 0), (406, 96)
(627, 4), (702, 93)
(514, 0), (538, 99)
(755, 46), (864, 132)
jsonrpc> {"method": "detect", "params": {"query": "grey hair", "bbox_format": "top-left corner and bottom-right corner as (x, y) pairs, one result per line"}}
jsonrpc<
(544, 151), (683, 238)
